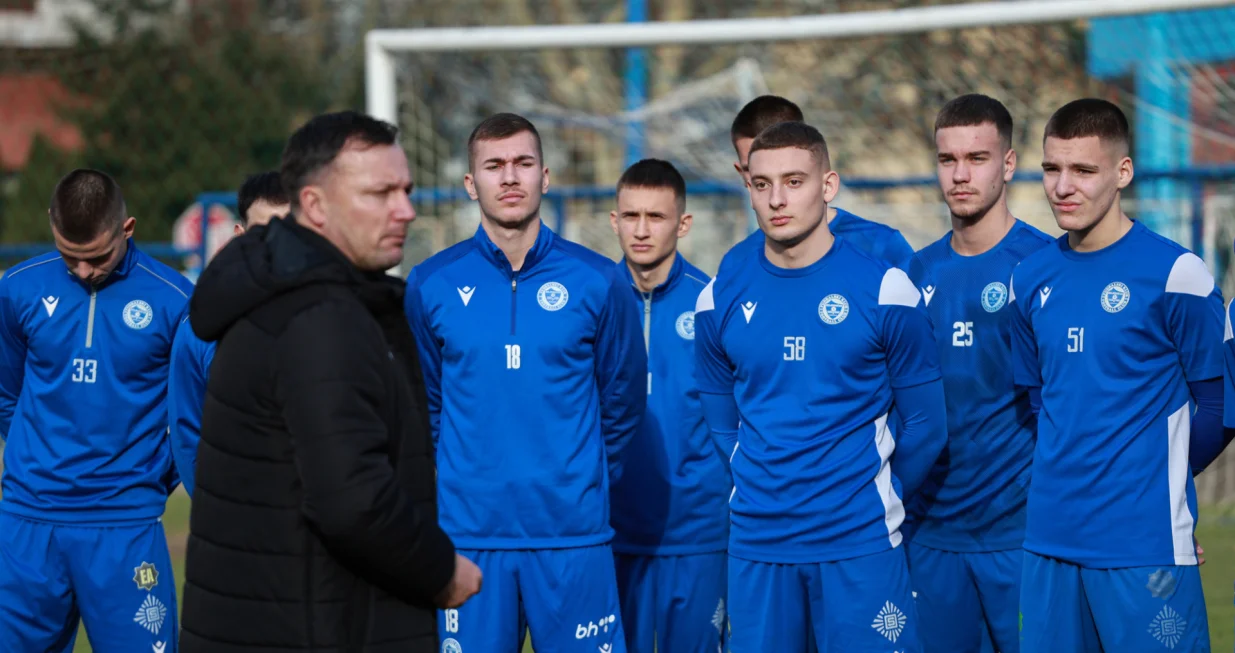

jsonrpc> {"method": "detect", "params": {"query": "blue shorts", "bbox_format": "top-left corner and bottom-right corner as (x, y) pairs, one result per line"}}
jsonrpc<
(438, 545), (626, 653)
(615, 552), (727, 653)
(1020, 551), (1209, 652)
(728, 547), (921, 653)
(906, 543), (1019, 653)
(0, 511), (178, 653)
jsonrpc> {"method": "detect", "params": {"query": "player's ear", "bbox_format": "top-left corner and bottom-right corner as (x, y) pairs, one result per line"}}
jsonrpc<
(1117, 156), (1134, 190)
(233, 223), (245, 236)
(822, 170), (841, 204)
(541, 166), (550, 194)
(1004, 148), (1018, 182)
(298, 185), (328, 228)
(677, 212), (693, 238)
(609, 210), (620, 236)
(121, 216), (136, 239)
(463, 174), (479, 201)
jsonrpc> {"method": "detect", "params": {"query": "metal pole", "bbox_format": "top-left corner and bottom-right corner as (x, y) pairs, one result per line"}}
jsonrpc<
(623, 0), (648, 168)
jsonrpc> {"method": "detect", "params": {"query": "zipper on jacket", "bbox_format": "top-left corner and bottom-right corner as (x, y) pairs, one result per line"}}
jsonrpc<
(85, 288), (97, 348)
(642, 291), (652, 395)
(510, 276), (518, 335)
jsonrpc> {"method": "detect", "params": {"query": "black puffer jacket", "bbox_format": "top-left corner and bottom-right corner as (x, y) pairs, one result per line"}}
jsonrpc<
(180, 217), (456, 653)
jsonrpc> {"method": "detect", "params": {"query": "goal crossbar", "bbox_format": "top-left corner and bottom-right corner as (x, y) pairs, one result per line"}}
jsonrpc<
(366, 0), (1234, 123)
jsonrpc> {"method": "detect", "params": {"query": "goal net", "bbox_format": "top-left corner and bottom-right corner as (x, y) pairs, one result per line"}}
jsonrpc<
(371, 0), (1235, 498)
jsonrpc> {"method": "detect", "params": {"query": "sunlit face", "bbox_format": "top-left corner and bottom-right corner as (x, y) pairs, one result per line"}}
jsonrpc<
(610, 186), (691, 270)
(299, 140), (416, 271)
(936, 123), (1015, 220)
(236, 199), (289, 235)
(747, 146), (838, 247)
(1041, 135), (1132, 234)
(52, 216), (135, 287)
(732, 136), (756, 185)
(465, 131), (549, 229)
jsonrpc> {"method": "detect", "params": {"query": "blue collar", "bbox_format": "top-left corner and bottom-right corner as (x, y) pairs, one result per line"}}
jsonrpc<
(471, 221), (556, 276)
(67, 238), (139, 290)
(620, 252), (685, 297)
(112, 238), (139, 279)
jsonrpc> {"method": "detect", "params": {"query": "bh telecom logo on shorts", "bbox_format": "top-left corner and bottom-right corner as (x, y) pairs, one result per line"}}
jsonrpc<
(575, 614), (616, 639)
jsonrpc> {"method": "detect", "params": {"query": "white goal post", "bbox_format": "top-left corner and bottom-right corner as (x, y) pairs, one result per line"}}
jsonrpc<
(364, 0), (1235, 126)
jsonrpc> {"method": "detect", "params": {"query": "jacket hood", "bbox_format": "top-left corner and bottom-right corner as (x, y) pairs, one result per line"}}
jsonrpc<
(189, 216), (401, 342)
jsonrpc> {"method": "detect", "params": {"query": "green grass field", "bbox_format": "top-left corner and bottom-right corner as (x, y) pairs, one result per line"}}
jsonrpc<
(71, 491), (1235, 652)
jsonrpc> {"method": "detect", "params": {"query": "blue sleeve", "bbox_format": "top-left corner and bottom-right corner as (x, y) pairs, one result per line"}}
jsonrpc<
(1028, 387), (1042, 418)
(593, 273), (647, 486)
(1010, 270), (1042, 390)
(1224, 301), (1235, 429)
(0, 278), (26, 441)
(1164, 260), (1225, 383)
(1188, 378), (1231, 475)
(693, 279), (743, 462)
(699, 391), (739, 469)
(890, 378), (948, 502)
(883, 231), (917, 268)
(168, 318), (210, 496)
(878, 271), (941, 389)
(876, 272), (946, 501)
(404, 269), (442, 443)
(693, 280), (733, 394)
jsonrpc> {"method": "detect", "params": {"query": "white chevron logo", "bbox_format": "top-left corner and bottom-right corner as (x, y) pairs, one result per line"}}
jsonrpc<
(741, 301), (757, 324)
(457, 286), (475, 306)
(1039, 287), (1052, 307)
(153, 642), (166, 653)
(921, 286), (935, 306)
(41, 296), (58, 317)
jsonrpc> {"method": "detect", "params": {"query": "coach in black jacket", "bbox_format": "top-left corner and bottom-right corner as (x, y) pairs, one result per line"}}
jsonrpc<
(180, 111), (482, 653)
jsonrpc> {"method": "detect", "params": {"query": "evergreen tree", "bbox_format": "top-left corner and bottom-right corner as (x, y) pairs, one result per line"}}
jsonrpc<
(4, 0), (328, 244)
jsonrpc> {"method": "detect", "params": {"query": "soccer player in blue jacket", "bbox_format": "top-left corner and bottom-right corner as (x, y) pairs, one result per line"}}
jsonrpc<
(904, 94), (1052, 653)
(606, 159), (729, 653)
(1010, 99), (1226, 652)
(695, 121), (947, 652)
(0, 169), (194, 651)
(405, 113), (647, 653)
(727, 95), (917, 270)
(168, 171), (288, 496)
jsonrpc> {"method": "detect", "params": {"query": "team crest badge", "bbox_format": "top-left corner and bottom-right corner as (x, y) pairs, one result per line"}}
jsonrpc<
(537, 282), (569, 311)
(981, 282), (1008, 313)
(1101, 282), (1130, 313)
(818, 294), (849, 325)
(122, 299), (154, 330)
(675, 311), (695, 340)
(442, 638), (463, 653)
(133, 561), (158, 591)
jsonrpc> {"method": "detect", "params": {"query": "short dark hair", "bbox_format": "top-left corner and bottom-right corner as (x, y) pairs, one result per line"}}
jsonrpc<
(731, 95), (804, 144)
(935, 94), (1014, 151)
(468, 113), (544, 168)
(49, 169), (126, 243)
(748, 121), (831, 169)
(280, 110), (399, 211)
(1044, 98), (1130, 154)
(236, 171), (289, 225)
(616, 158), (687, 213)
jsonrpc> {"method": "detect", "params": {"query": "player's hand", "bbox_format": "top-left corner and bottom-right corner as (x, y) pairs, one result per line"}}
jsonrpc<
(1196, 540), (1206, 566)
(437, 553), (483, 608)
